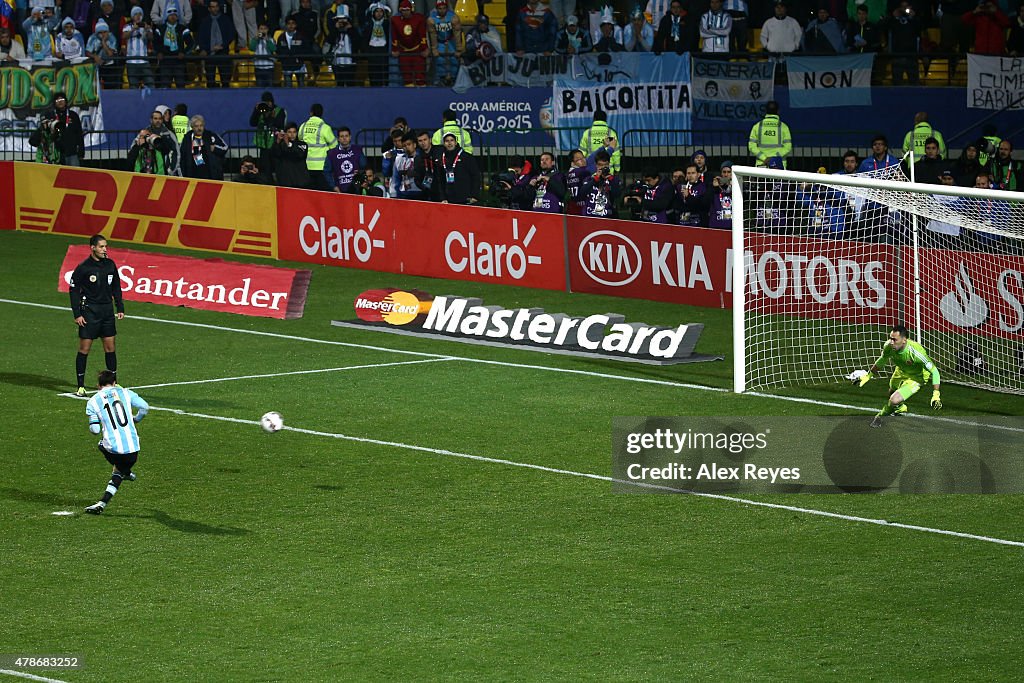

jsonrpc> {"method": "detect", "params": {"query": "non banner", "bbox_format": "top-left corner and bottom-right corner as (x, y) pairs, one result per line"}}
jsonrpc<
(966, 54), (1024, 110)
(552, 52), (692, 151)
(0, 61), (105, 150)
(786, 54), (874, 108)
(57, 244), (311, 319)
(12, 163), (277, 256)
(691, 57), (775, 121)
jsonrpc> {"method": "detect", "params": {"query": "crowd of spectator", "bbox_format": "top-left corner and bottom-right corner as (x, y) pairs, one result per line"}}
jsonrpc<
(2, 0), (1022, 88)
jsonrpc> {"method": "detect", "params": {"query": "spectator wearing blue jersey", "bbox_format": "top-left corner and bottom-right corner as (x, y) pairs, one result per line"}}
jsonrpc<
(84, 370), (149, 515)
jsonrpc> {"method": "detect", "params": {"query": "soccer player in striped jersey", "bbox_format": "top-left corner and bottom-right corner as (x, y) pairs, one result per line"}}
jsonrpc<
(850, 324), (942, 428)
(84, 370), (149, 515)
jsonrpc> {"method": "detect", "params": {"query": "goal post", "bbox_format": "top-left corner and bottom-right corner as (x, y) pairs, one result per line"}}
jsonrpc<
(730, 163), (1024, 396)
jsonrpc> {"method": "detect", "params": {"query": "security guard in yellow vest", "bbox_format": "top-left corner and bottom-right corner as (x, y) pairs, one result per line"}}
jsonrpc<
(299, 103), (337, 191)
(748, 101), (792, 168)
(902, 112), (947, 160)
(431, 108), (473, 153)
(578, 109), (621, 174)
(171, 104), (190, 145)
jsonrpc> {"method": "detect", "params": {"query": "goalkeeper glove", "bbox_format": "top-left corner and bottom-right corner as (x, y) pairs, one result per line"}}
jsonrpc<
(931, 390), (942, 410)
(848, 370), (872, 387)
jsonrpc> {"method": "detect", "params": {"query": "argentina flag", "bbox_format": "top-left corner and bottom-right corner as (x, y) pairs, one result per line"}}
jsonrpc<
(786, 54), (874, 108)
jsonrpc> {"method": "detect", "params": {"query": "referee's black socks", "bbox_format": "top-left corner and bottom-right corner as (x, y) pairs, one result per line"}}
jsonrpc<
(105, 352), (117, 381)
(76, 352), (88, 388)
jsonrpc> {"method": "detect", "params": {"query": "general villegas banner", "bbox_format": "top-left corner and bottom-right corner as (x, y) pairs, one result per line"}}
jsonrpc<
(552, 52), (692, 152)
(0, 61), (106, 151)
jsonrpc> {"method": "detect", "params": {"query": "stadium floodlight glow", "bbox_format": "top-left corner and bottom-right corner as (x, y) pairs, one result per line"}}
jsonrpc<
(731, 161), (1024, 396)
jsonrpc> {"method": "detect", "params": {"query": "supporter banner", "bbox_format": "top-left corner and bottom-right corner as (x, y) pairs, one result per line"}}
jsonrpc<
(12, 162), (277, 256)
(786, 54), (873, 108)
(691, 58), (775, 121)
(453, 53), (571, 93)
(553, 53), (692, 151)
(57, 245), (312, 319)
(275, 189), (566, 290)
(0, 62), (105, 151)
(966, 55), (1024, 110)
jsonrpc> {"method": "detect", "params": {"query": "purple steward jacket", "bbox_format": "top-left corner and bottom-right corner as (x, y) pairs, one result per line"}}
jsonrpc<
(325, 144), (367, 191)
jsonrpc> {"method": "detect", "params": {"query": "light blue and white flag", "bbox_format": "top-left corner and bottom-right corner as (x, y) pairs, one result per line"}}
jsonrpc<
(786, 54), (874, 108)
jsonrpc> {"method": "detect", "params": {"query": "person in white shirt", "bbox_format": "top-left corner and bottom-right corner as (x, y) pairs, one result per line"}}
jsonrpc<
(760, 0), (802, 53)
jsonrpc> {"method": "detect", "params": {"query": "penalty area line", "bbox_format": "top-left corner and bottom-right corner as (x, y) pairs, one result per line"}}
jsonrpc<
(59, 397), (1024, 550)
(0, 670), (73, 683)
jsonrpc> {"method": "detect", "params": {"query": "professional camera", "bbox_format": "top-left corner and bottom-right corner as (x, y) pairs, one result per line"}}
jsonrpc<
(256, 101), (271, 115)
(621, 179), (646, 219)
(489, 170), (517, 206)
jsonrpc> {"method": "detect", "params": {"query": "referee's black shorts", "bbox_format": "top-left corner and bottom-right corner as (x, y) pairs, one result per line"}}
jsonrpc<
(78, 306), (117, 340)
(99, 444), (138, 476)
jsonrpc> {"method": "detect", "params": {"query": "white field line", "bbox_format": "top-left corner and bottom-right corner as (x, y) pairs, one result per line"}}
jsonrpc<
(56, 358), (456, 396)
(59, 397), (1024, 549)
(0, 670), (72, 683)
(6, 298), (1021, 433)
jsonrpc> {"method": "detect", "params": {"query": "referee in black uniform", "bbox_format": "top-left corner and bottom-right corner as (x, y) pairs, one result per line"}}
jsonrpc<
(70, 234), (125, 395)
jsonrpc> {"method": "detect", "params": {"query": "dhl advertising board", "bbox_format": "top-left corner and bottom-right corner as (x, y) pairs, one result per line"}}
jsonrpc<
(9, 162), (277, 257)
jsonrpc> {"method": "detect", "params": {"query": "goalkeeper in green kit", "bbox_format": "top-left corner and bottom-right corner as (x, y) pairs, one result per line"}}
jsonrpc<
(848, 324), (942, 428)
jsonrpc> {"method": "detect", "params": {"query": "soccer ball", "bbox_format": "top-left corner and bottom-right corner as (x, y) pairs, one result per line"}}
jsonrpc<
(260, 411), (284, 433)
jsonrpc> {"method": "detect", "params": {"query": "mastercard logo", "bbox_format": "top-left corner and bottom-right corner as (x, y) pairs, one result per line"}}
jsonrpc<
(354, 288), (433, 326)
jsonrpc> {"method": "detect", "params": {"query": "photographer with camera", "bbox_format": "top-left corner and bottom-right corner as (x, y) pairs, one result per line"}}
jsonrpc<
(707, 160), (734, 229)
(579, 150), (620, 218)
(236, 156), (266, 184)
(564, 149), (589, 216)
(29, 92), (84, 166)
(347, 169), (387, 197)
(625, 168), (674, 223)
(127, 109), (178, 175)
(523, 152), (566, 213)
(271, 122), (310, 189)
(250, 92), (287, 182)
(326, 126), (368, 193)
(505, 155), (536, 210)
(250, 23), (278, 86)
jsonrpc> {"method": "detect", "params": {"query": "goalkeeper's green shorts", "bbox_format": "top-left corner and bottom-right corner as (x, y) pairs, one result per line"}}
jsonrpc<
(889, 369), (922, 398)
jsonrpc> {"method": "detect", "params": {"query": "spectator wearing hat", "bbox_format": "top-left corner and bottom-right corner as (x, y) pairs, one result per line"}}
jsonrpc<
(692, 148), (710, 183)
(463, 13), (502, 63)
(391, 0), (428, 86)
(803, 5), (847, 52)
(94, 0), (124, 36)
(363, 2), (391, 86)
(121, 6), (155, 88)
(86, 20), (121, 87)
(594, 12), (625, 51)
(700, 0), (732, 53)
(324, 6), (360, 85)
(23, 7), (52, 61)
(55, 17), (87, 61)
(516, 0), (557, 55)
(556, 14), (592, 53)
(622, 9), (654, 51)
(198, 0), (236, 87)
(962, 0), (1010, 55)
(427, 0), (460, 86)
(437, 132), (480, 205)
(154, 6), (193, 88)
(759, 0), (802, 54)
(151, 0), (192, 26)
(708, 160), (735, 229)
(748, 100), (792, 168)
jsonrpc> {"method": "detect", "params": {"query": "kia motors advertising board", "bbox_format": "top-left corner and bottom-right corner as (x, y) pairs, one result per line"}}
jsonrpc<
(58, 245), (312, 319)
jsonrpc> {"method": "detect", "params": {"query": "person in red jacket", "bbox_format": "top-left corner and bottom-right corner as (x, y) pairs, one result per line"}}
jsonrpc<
(962, 0), (1011, 55)
(391, 0), (428, 86)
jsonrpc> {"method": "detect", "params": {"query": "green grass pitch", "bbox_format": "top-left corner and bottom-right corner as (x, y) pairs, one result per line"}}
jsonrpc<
(1, 229), (1022, 682)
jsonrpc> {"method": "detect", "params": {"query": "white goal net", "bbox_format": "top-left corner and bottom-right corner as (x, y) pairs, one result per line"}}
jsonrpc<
(731, 161), (1024, 396)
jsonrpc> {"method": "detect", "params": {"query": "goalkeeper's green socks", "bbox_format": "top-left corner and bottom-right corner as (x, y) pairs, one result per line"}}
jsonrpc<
(876, 402), (898, 419)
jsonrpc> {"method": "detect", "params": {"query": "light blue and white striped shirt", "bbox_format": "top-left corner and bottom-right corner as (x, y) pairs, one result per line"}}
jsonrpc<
(87, 386), (149, 454)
